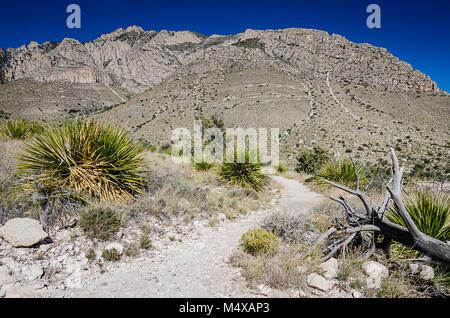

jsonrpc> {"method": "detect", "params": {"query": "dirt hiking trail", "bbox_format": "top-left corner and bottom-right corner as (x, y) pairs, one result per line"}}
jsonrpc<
(56, 176), (324, 298)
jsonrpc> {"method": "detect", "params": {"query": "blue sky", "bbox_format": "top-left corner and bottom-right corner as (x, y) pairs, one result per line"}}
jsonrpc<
(0, 0), (449, 92)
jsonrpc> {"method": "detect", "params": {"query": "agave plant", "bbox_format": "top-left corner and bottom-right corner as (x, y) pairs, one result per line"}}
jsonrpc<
(218, 149), (268, 191)
(387, 191), (449, 242)
(17, 119), (146, 202)
(192, 155), (215, 171)
(1, 119), (43, 139)
(317, 159), (369, 188)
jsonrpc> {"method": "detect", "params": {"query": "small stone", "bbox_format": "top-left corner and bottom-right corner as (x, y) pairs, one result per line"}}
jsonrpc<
(319, 258), (339, 278)
(362, 261), (388, 289)
(0, 218), (48, 247)
(419, 265), (434, 281)
(297, 265), (307, 274)
(409, 263), (420, 274)
(306, 273), (332, 292)
(104, 242), (124, 255)
(352, 290), (362, 298)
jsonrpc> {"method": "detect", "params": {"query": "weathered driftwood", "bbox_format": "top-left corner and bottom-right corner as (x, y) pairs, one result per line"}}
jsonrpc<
(310, 148), (450, 264)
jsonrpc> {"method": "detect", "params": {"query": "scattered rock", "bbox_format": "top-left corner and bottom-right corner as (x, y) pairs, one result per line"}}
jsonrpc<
(319, 258), (339, 279)
(409, 263), (420, 274)
(306, 273), (332, 292)
(420, 265), (434, 281)
(0, 268), (16, 287)
(0, 218), (48, 247)
(104, 242), (124, 255)
(362, 261), (388, 289)
(352, 290), (362, 298)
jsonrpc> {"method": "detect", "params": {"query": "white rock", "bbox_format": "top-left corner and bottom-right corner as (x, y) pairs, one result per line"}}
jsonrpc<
(319, 258), (339, 279)
(0, 268), (16, 287)
(104, 242), (124, 255)
(362, 261), (389, 289)
(0, 218), (48, 247)
(419, 265), (434, 281)
(409, 263), (420, 274)
(306, 273), (332, 292)
(23, 264), (44, 281)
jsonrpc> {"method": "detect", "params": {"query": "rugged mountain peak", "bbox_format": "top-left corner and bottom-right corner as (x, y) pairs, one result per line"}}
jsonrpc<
(0, 26), (442, 94)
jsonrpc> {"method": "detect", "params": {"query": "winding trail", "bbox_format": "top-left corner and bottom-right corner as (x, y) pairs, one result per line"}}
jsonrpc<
(59, 176), (324, 298)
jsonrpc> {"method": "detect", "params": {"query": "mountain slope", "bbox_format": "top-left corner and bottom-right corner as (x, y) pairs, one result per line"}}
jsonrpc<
(0, 27), (448, 175)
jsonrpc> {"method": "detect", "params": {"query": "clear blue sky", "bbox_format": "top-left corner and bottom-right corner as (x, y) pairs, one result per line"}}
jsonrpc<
(0, 0), (449, 92)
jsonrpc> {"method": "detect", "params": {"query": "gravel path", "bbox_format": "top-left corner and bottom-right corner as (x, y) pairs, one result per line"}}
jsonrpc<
(58, 176), (324, 298)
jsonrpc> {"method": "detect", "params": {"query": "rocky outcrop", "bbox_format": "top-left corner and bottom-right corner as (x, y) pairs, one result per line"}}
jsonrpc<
(0, 26), (441, 94)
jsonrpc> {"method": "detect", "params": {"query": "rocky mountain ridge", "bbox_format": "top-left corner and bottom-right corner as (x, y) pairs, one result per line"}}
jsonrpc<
(0, 26), (441, 95)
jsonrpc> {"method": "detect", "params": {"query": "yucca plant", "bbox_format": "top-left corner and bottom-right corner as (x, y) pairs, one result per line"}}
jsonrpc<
(317, 159), (369, 188)
(387, 191), (449, 243)
(276, 162), (287, 173)
(218, 149), (268, 191)
(1, 119), (43, 139)
(192, 156), (215, 171)
(17, 119), (146, 202)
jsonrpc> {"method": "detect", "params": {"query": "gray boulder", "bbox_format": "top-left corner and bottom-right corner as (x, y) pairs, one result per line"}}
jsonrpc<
(0, 218), (48, 247)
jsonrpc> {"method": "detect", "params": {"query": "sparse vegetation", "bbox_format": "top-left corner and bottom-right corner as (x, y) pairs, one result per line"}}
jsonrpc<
(78, 206), (122, 241)
(295, 147), (330, 174)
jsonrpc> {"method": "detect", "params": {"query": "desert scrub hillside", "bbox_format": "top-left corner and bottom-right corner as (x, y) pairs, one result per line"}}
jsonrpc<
(0, 119), (278, 245)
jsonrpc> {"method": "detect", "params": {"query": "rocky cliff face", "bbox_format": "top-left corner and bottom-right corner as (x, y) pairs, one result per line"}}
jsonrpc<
(0, 26), (440, 94)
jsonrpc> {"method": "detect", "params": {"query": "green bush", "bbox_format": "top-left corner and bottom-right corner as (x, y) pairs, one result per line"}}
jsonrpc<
(387, 191), (449, 242)
(317, 159), (369, 188)
(78, 206), (122, 241)
(218, 150), (268, 191)
(240, 228), (278, 255)
(17, 119), (146, 202)
(1, 119), (43, 139)
(102, 248), (121, 262)
(295, 147), (330, 174)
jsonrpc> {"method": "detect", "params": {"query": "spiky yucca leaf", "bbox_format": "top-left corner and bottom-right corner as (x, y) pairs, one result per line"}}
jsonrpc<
(1, 119), (43, 139)
(192, 156), (215, 171)
(387, 191), (449, 242)
(17, 120), (146, 202)
(218, 150), (268, 191)
(317, 159), (369, 188)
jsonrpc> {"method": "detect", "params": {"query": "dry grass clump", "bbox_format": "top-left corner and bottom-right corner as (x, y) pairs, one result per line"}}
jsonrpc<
(230, 243), (307, 289)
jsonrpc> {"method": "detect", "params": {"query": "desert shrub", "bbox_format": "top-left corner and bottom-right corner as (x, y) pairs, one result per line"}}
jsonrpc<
(1, 119), (43, 139)
(316, 159), (368, 188)
(295, 147), (330, 174)
(241, 228), (279, 256)
(218, 150), (268, 191)
(140, 235), (151, 249)
(276, 162), (287, 173)
(262, 213), (310, 243)
(386, 191), (449, 243)
(78, 206), (122, 241)
(192, 156), (215, 171)
(102, 248), (121, 262)
(17, 119), (146, 201)
(86, 248), (96, 261)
